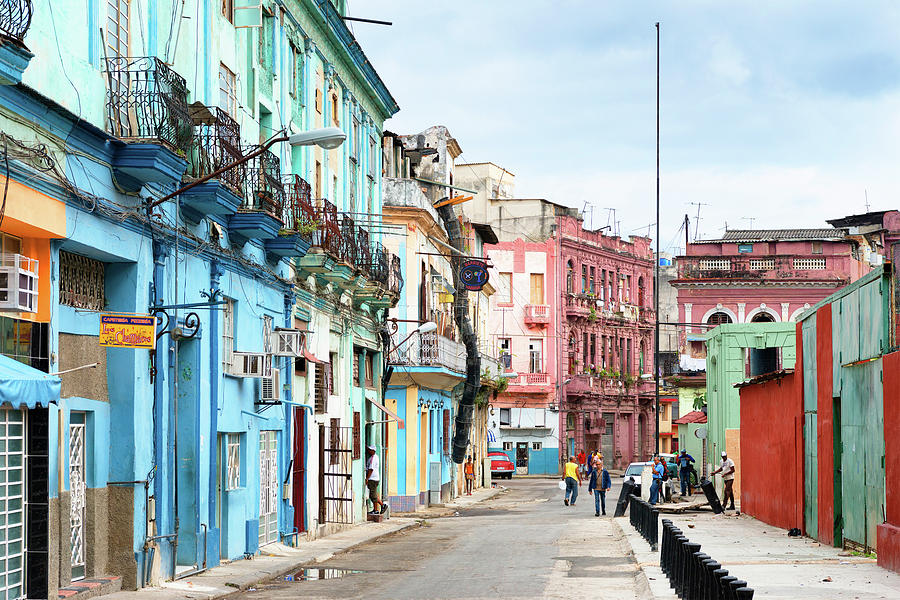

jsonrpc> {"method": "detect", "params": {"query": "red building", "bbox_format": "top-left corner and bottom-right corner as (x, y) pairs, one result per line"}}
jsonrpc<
(558, 216), (656, 468)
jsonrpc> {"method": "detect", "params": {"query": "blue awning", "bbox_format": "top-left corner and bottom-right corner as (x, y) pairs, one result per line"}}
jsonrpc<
(0, 354), (61, 409)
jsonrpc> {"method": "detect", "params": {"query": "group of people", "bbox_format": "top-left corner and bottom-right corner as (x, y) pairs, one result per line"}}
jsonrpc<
(563, 451), (612, 516)
(645, 449), (736, 510)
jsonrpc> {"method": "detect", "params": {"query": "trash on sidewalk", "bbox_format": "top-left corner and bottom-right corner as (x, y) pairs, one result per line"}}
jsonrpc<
(788, 528), (801, 536)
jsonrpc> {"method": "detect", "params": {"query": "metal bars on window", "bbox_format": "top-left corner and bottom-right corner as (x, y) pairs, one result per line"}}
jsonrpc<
(226, 433), (241, 490)
(0, 408), (26, 600)
(59, 251), (105, 311)
(319, 423), (353, 524)
(258, 431), (278, 546)
(69, 420), (86, 580)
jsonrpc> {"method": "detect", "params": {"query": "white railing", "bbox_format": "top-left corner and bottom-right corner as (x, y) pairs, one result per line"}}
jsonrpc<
(508, 372), (551, 385)
(392, 331), (466, 373)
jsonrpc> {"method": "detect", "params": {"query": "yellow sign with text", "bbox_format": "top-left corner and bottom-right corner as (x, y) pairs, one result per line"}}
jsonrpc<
(100, 314), (156, 349)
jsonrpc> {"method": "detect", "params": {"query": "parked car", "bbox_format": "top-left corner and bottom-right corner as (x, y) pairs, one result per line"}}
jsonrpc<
(623, 461), (674, 498)
(488, 451), (515, 479)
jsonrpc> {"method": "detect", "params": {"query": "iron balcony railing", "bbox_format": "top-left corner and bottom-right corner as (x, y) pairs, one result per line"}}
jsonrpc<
(283, 175), (314, 235)
(104, 56), (193, 153)
(242, 147), (285, 220)
(387, 251), (403, 295)
(391, 331), (466, 373)
(0, 0), (32, 43)
(313, 198), (343, 259)
(187, 106), (244, 196)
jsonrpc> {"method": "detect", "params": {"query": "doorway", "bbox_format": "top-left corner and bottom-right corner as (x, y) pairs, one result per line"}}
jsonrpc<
(515, 442), (528, 474)
(258, 431), (278, 546)
(292, 408), (307, 534)
(69, 412), (87, 581)
(0, 408), (26, 600)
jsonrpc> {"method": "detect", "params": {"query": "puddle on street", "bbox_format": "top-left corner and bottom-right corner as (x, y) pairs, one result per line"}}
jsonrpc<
(283, 568), (364, 582)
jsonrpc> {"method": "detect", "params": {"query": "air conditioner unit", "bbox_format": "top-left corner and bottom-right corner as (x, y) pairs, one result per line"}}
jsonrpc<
(548, 404), (558, 412)
(230, 352), (272, 378)
(0, 254), (38, 313)
(271, 328), (304, 357)
(260, 368), (281, 402)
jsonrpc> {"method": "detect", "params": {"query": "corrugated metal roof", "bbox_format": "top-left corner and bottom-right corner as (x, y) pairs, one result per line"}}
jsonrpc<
(672, 410), (708, 425)
(692, 228), (846, 244)
(734, 368), (795, 388)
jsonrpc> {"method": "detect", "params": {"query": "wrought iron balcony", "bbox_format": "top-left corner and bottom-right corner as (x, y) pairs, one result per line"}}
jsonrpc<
(104, 56), (192, 153)
(242, 147), (285, 220)
(312, 198), (344, 259)
(391, 331), (466, 373)
(187, 106), (244, 196)
(0, 0), (32, 43)
(283, 175), (315, 234)
(387, 252), (403, 295)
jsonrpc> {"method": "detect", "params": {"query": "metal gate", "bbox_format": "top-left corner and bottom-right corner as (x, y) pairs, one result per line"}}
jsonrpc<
(69, 415), (86, 581)
(258, 431), (278, 546)
(319, 423), (353, 524)
(0, 409), (26, 600)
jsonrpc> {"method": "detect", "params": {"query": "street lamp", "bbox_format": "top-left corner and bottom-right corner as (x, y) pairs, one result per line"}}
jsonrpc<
(391, 321), (437, 352)
(149, 127), (348, 209)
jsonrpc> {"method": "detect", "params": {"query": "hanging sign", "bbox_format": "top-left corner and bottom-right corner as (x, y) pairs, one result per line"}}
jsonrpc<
(459, 259), (489, 291)
(100, 313), (157, 349)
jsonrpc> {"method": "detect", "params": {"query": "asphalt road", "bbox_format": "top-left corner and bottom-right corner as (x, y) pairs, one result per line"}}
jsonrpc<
(237, 477), (651, 599)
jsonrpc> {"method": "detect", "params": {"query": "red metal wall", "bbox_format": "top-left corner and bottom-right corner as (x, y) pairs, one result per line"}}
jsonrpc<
(878, 350), (900, 573)
(739, 371), (804, 531)
(815, 304), (835, 546)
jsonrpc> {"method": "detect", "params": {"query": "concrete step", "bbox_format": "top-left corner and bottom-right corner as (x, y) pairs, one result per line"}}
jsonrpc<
(58, 576), (122, 600)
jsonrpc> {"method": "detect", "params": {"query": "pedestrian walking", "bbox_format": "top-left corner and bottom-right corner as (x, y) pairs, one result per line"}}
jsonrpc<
(464, 455), (475, 495)
(649, 456), (665, 505)
(588, 460), (612, 516)
(563, 456), (582, 506)
(576, 449), (587, 477)
(676, 449), (696, 496)
(365, 445), (385, 514)
(711, 451), (736, 510)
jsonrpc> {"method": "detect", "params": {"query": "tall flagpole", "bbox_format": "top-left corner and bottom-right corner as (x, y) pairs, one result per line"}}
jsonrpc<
(654, 22), (661, 456)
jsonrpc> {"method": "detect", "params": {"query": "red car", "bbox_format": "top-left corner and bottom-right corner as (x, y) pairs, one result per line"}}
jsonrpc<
(488, 451), (515, 479)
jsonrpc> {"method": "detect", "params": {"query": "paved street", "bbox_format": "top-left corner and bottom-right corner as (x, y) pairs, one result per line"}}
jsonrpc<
(236, 478), (649, 600)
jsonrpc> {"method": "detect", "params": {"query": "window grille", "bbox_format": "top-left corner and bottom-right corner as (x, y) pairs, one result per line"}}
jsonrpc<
(226, 433), (241, 489)
(352, 412), (361, 460)
(698, 259), (731, 271)
(314, 363), (329, 413)
(59, 251), (105, 311)
(223, 299), (235, 372)
(219, 63), (238, 116)
(749, 258), (775, 270)
(532, 442), (542, 450)
(0, 408), (26, 600)
(502, 441), (513, 451)
(352, 348), (361, 386)
(793, 258), (826, 270)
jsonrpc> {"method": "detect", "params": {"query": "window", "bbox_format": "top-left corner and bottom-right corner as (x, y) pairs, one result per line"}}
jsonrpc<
(59, 251), (105, 311)
(222, 0), (234, 23)
(106, 0), (129, 61)
(699, 259), (731, 271)
(294, 356), (307, 376)
(532, 442), (542, 451)
(751, 312), (775, 323)
(368, 137), (377, 177)
(638, 277), (645, 306)
(528, 339), (542, 373)
(219, 63), (237, 116)
(625, 275), (632, 302)
(499, 272), (512, 303)
(351, 118), (360, 160)
(811, 241), (823, 255)
(1, 232), (20, 256)
(315, 88), (323, 114)
(660, 404), (667, 419)
(529, 273), (544, 305)
(222, 298), (235, 372)
(566, 261), (574, 294)
(314, 363), (329, 413)
(582, 332), (588, 365)
(443, 409), (450, 454)
(0, 408), (25, 599)
(330, 93), (339, 125)
(793, 258), (826, 270)
(601, 269), (607, 300)
(749, 258), (774, 270)
(498, 337), (511, 368)
(364, 353), (374, 388)
(258, 11), (274, 70)
(590, 334), (596, 367)
(329, 352), (337, 394)
(707, 311), (732, 326)
(499, 408), (510, 426)
(226, 433), (242, 489)
(626, 338), (633, 374)
(589, 267), (595, 294)
(352, 412), (361, 460)
(314, 161), (322, 198)
(534, 409), (546, 428)
(288, 44), (299, 97)
(353, 348), (361, 386)
(601, 335), (607, 368)
(502, 441), (513, 451)
(581, 264), (587, 293)
(603, 412), (614, 435)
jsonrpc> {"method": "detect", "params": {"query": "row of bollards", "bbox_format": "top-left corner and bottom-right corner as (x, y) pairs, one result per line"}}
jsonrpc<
(660, 518), (754, 599)
(628, 494), (658, 551)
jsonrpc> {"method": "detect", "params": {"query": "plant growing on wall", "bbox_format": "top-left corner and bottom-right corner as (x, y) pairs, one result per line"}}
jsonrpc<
(693, 393), (707, 411)
(588, 307), (597, 322)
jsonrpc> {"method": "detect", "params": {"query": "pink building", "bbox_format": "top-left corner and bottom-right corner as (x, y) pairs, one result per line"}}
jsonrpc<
(674, 229), (870, 334)
(485, 238), (562, 474)
(557, 216), (656, 468)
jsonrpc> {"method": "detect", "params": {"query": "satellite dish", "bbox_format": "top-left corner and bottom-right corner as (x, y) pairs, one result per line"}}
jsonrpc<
(695, 427), (708, 439)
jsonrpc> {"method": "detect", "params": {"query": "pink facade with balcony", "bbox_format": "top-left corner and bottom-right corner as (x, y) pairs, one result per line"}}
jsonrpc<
(557, 216), (656, 469)
(674, 229), (871, 334)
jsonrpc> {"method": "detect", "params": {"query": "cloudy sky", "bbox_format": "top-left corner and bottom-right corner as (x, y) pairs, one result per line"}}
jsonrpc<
(351, 1), (900, 254)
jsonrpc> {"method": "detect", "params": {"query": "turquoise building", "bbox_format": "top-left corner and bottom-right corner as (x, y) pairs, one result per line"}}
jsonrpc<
(0, 0), (397, 596)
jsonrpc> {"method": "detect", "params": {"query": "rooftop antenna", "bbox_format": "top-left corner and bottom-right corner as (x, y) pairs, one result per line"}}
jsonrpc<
(604, 207), (617, 232)
(688, 201), (709, 241)
(865, 189), (870, 212)
(741, 217), (755, 228)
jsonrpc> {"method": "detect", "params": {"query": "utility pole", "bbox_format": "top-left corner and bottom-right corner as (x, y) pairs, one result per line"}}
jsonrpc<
(684, 214), (690, 255)
(654, 22), (661, 457)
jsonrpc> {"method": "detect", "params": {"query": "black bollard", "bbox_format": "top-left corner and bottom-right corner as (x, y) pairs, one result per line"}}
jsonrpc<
(672, 535), (687, 591)
(660, 522), (671, 573)
(679, 542), (700, 598)
(615, 478), (637, 517)
(702, 561), (720, 600)
(649, 507), (659, 551)
(728, 580), (748, 600)
(719, 575), (737, 600)
(711, 568), (729, 600)
(690, 552), (709, 600)
(734, 588), (754, 600)
(699, 478), (724, 514)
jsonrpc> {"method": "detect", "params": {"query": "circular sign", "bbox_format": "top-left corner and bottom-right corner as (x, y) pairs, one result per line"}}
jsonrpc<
(694, 427), (708, 439)
(459, 259), (489, 291)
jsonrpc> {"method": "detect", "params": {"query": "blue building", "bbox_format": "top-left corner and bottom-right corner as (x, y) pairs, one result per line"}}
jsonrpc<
(0, 0), (397, 596)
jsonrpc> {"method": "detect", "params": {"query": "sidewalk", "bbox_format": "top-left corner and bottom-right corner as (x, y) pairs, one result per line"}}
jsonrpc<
(620, 509), (900, 599)
(392, 484), (505, 518)
(103, 518), (419, 600)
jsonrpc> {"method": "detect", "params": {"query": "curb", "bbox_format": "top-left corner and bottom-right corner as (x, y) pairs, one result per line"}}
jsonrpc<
(392, 486), (506, 519)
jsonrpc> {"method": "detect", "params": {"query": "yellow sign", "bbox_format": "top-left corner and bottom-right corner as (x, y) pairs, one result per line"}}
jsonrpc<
(100, 313), (156, 349)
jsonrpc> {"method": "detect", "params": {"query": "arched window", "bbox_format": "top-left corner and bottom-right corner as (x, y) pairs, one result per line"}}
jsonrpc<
(751, 312), (775, 323)
(707, 311), (733, 326)
(566, 261), (574, 294)
(638, 277), (645, 306)
(639, 341), (646, 374)
(566, 413), (575, 430)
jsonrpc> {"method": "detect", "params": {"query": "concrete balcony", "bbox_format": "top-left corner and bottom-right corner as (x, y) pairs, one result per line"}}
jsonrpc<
(524, 304), (551, 326)
(388, 332), (466, 390)
(508, 372), (551, 386)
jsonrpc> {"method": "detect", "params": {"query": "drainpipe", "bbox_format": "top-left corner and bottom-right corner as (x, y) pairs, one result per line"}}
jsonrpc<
(207, 261), (223, 560)
(282, 291), (294, 542)
(150, 240), (169, 580)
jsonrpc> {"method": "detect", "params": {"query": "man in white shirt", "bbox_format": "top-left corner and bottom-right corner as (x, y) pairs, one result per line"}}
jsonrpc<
(711, 451), (736, 510)
(365, 445), (385, 514)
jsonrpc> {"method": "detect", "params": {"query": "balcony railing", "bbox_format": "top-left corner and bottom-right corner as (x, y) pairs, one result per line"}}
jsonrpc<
(104, 56), (192, 153)
(188, 106), (244, 196)
(283, 175), (314, 234)
(387, 251), (403, 295)
(524, 304), (551, 325)
(340, 212), (358, 264)
(508, 372), (550, 386)
(0, 0), (32, 43)
(242, 148), (284, 220)
(391, 331), (466, 373)
(677, 255), (840, 281)
(313, 198), (343, 259)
